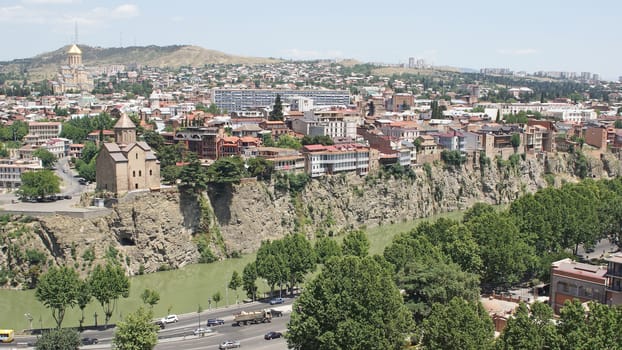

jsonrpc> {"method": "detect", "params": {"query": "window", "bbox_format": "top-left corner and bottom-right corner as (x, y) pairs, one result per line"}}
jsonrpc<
(149, 169), (152, 176)
(133, 171), (136, 177)
(135, 183), (138, 189)
(136, 153), (138, 159)
(139, 170), (142, 177)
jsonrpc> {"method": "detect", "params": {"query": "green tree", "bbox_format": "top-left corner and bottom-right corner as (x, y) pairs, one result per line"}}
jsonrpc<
(421, 297), (494, 350)
(246, 157), (274, 180)
(35, 266), (82, 329)
(242, 262), (258, 300)
(269, 94), (284, 121)
(81, 141), (99, 164)
(228, 270), (243, 302)
(35, 328), (80, 350)
(140, 289), (160, 309)
(76, 280), (91, 330)
(287, 255), (415, 350)
(33, 148), (57, 169)
(314, 236), (342, 264)
(276, 134), (302, 150)
(206, 156), (247, 184)
(211, 291), (222, 308)
(283, 233), (316, 295)
(178, 152), (208, 192)
(614, 119), (622, 129)
(399, 261), (480, 322)
(76, 157), (96, 182)
(113, 307), (158, 350)
(496, 302), (559, 350)
(341, 229), (370, 257)
(256, 240), (288, 298)
(88, 263), (130, 327)
(17, 170), (61, 199)
(511, 133), (521, 150)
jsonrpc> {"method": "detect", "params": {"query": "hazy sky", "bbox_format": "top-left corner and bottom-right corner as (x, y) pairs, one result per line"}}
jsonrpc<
(1, 0), (620, 80)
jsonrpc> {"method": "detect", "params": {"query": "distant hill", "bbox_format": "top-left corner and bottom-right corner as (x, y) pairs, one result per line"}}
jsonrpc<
(0, 44), (282, 79)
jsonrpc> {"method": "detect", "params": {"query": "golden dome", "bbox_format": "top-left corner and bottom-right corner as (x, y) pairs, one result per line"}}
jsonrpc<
(68, 44), (82, 55)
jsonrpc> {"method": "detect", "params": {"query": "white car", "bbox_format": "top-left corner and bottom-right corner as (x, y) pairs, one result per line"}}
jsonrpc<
(193, 327), (213, 335)
(219, 340), (241, 349)
(162, 314), (178, 323)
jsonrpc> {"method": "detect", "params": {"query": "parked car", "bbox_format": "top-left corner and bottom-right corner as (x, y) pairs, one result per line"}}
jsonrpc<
(81, 337), (98, 345)
(206, 318), (225, 326)
(219, 340), (241, 349)
(162, 314), (178, 323)
(264, 331), (283, 340)
(193, 327), (213, 336)
(269, 297), (285, 305)
(63, 195), (72, 200)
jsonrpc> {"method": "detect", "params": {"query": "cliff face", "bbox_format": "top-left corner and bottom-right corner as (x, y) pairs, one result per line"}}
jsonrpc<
(0, 153), (620, 287)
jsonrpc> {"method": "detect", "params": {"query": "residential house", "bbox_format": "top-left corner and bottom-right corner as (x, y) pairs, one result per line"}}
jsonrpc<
(549, 258), (607, 314)
(605, 253), (622, 306)
(0, 158), (43, 189)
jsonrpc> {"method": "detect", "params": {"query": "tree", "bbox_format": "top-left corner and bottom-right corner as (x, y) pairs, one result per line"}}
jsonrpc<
(246, 157), (274, 180)
(35, 266), (82, 329)
(614, 119), (622, 129)
(88, 263), (130, 327)
(113, 307), (158, 350)
(211, 291), (222, 308)
(76, 280), (91, 330)
(314, 236), (342, 264)
(140, 289), (160, 309)
(511, 133), (521, 150)
(496, 302), (559, 350)
(33, 148), (57, 169)
(242, 262), (258, 300)
(269, 94), (284, 121)
(80, 141), (99, 164)
(283, 233), (316, 295)
(287, 255), (414, 350)
(421, 297), (494, 350)
(35, 328), (80, 350)
(17, 170), (61, 199)
(205, 156), (247, 184)
(178, 152), (208, 192)
(256, 240), (288, 298)
(228, 271), (242, 303)
(341, 229), (370, 257)
(399, 261), (480, 322)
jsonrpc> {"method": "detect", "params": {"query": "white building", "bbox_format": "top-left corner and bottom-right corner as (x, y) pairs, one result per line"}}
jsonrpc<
(302, 143), (370, 178)
(0, 159), (43, 189)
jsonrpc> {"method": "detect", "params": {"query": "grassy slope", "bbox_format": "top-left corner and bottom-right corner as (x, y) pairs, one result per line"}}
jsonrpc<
(0, 211), (464, 332)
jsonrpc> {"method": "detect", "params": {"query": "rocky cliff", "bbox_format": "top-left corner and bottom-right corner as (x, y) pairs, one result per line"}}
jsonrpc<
(0, 152), (620, 288)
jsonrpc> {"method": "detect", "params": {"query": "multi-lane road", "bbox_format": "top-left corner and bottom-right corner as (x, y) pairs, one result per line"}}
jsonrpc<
(5, 300), (293, 350)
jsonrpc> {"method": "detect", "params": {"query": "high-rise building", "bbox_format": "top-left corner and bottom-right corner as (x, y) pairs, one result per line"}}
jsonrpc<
(212, 89), (350, 111)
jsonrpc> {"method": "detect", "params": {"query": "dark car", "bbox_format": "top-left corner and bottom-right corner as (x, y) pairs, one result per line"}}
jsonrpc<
(154, 320), (165, 329)
(81, 337), (98, 345)
(264, 331), (282, 340)
(207, 318), (225, 326)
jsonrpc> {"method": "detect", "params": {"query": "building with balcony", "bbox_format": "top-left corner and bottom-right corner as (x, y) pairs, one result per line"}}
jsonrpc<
(173, 126), (224, 160)
(212, 89), (350, 111)
(27, 121), (62, 140)
(605, 253), (622, 306)
(0, 159), (43, 189)
(302, 143), (370, 178)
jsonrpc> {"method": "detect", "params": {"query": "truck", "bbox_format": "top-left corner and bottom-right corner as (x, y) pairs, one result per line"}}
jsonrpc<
(233, 309), (272, 326)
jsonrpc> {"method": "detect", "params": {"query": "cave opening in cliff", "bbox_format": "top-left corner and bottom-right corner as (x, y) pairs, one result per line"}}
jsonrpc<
(120, 237), (135, 246)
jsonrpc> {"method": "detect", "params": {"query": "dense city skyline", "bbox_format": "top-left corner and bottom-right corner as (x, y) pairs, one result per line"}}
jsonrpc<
(0, 0), (620, 80)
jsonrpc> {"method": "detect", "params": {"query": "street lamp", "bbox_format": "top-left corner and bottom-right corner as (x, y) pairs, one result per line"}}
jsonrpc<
(24, 313), (33, 331)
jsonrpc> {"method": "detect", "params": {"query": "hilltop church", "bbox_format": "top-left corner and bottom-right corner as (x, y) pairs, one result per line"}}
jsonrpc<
(52, 44), (94, 94)
(95, 114), (160, 194)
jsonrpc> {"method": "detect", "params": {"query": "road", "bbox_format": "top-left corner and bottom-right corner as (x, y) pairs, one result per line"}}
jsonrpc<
(5, 300), (293, 350)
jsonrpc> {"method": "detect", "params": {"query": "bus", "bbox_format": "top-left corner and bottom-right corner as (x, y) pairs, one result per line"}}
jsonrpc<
(0, 329), (14, 343)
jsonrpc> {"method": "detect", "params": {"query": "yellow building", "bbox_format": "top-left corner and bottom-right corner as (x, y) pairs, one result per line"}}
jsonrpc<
(53, 44), (94, 94)
(95, 114), (160, 194)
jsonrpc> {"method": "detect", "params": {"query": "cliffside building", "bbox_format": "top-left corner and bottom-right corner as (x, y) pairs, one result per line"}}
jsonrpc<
(95, 114), (160, 194)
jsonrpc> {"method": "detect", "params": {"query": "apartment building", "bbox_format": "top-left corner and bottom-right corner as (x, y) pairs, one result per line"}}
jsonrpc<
(253, 147), (305, 173)
(291, 109), (360, 140)
(212, 89), (350, 111)
(549, 258), (607, 314)
(605, 253), (622, 306)
(302, 143), (370, 178)
(173, 126), (224, 159)
(0, 159), (43, 189)
(27, 121), (62, 140)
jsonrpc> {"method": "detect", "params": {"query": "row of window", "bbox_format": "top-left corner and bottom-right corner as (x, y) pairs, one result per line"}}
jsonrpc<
(132, 169), (154, 177)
